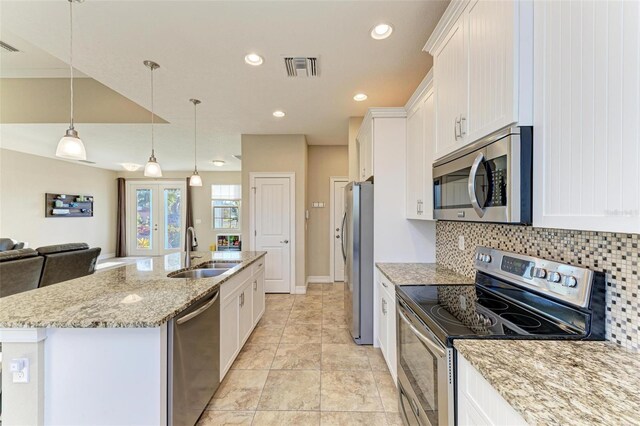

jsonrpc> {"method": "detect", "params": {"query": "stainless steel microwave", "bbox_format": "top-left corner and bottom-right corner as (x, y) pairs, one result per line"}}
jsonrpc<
(433, 126), (533, 224)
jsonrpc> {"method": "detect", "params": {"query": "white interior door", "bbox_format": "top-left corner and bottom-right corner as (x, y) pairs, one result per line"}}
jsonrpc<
(253, 177), (292, 293)
(332, 179), (348, 282)
(127, 182), (186, 256)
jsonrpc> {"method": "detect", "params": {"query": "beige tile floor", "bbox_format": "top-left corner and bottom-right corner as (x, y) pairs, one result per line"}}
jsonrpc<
(199, 282), (402, 426)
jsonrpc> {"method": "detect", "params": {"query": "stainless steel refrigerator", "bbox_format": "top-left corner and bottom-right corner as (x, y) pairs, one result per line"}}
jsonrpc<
(341, 181), (374, 345)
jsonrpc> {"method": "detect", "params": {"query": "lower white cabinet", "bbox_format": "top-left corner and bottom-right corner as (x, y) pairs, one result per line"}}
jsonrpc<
(376, 268), (397, 382)
(457, 353), (527, 426)
(220, 260), (266, 380)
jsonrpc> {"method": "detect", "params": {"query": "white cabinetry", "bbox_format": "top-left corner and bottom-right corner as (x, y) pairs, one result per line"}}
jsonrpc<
(375, 268), (397, 383)
(457, 353), (527, 426)
(532, 0), (640, 234)
(356, 119), (373, 181)
(425, 0), (533, 161)
(406, 71), (435, 221)
(220, 260), (266, 379)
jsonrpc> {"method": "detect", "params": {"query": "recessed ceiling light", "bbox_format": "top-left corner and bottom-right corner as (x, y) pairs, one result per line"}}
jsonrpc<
(371, 23), (394, 40)
(212, 160), (226, 167)
(244, 53), (263, 66)
(273, 110), (286, 118)
(121, 163), (142, 171)
(353, 93), (368, 102)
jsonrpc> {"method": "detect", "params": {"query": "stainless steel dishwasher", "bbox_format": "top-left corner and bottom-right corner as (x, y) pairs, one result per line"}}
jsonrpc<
(168, 289), (220, 426)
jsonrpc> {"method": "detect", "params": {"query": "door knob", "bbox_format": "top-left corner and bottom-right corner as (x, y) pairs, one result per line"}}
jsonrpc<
(281, 240), (289, 244)
(336, 235), (340, 239)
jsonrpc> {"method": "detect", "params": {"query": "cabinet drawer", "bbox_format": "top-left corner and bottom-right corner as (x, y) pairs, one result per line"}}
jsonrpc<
(252, 258), (265, 276)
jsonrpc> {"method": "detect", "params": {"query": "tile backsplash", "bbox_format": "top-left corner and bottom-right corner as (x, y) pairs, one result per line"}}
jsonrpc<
(436, 221), (640, 351)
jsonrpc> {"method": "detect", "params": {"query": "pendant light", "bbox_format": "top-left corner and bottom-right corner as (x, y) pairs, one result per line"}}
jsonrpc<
(56, 0), (87, 160)
(143, 60), (162, 177)
(189, 98), (203, 187)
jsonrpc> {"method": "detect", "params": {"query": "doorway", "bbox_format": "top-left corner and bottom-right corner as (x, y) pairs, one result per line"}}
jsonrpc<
(250, 173), (295, 293)
(127, 181), (187, 256)
(330, 177), (348, 282)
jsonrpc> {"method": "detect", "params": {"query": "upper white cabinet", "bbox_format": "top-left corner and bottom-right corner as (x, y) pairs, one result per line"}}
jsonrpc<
(356, 119), (373, 181)
(532, 0), (640, 234)
(425, 0), (533, 161)
(406, 71), (435, 221)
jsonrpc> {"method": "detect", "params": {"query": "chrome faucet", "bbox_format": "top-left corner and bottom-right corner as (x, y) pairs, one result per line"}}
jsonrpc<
(185, 226), (197, 268)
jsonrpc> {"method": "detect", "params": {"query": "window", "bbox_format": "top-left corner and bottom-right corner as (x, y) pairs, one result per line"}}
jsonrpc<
(212, 184), (241, 230)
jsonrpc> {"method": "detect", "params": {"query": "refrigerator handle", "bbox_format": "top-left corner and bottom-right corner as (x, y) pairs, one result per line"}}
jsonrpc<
(340, 212), (347, 261)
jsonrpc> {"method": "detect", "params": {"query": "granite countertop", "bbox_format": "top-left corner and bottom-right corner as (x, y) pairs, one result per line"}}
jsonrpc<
(0, 251), (266, 329)
(454, 340), (640, 425)
(376, 262), (474, 286)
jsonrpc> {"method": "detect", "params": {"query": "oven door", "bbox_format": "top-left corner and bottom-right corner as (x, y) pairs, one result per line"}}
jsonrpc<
(433, 127), (529, 223)
(396, 299), (453, 426)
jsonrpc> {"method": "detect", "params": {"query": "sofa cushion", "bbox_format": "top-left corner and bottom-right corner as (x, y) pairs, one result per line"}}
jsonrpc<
(0, 238), (18, 251)
(0, 255), (44, 298)
(39, 247), (101, 287)
(0, 248), (38, 263)
(36, 243), (89, 255)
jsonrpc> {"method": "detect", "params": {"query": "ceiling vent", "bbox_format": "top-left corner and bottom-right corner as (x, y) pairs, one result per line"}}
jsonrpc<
(284, 57), (318, 77)
(0, 41), (20, 53)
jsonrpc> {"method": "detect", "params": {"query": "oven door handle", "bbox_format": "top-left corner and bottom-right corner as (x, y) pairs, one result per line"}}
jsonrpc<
(398, 307), (446, 357)
(468, 152), (486, 218)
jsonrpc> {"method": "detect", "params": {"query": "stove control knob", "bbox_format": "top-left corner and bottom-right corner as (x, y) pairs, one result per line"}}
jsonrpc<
(547, 271), (562, 283)
(475, 253), (483, 261)
(480, 254), (492, 263)
(564, 275), (578, 288)
(533, 267), (547, 279)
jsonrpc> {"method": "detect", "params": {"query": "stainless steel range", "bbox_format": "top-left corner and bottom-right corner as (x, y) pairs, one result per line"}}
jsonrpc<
(395, 247), (606, 425)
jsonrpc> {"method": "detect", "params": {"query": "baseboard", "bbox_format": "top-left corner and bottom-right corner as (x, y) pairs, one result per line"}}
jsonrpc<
(99, 252), (115, 260)
(294, 285), (307, 295)
(306, 275), (332, 284)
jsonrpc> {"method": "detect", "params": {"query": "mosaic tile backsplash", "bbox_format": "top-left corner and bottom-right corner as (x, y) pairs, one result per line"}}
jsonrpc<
(436, 221), (640, 351)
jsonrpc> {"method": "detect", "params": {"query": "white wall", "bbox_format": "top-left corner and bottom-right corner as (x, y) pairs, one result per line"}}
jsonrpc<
(0, 149), (117, 256)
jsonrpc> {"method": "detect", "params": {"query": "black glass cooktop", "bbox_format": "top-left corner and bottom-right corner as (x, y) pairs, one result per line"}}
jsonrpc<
(397, 279), (590, 347)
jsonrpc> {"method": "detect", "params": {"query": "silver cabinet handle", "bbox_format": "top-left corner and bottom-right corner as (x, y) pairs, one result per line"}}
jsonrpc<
(468, 152), (486, 218)
(398, 305), (446, 357)
(382, 298), (387, 315)
(176, 291), (219, 325)
(280, 240), (289, 244)
(455, 116), (461, 140)
(460, 115), (466, 136)
(381, 280), (388, 288)
(253, 280), (257, 291)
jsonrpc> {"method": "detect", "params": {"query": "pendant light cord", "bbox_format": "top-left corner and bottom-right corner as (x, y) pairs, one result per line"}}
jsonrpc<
(69, 0), (74, 129)
(150, 66), (155, 155)
(194, 101), (197, 171)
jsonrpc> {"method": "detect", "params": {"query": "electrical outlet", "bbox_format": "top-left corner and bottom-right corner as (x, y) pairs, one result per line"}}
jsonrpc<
(10, 358), (29, 384)
(458, 235), (465, 251)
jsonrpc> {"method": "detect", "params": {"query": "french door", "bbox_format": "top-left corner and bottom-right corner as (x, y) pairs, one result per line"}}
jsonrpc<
(127, 181), (187, 256)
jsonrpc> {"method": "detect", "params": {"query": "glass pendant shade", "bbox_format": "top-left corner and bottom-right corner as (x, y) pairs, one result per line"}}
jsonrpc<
(144, 152), (162, 177)
(189, 171), (203, 187)
(56, 128), (86, 160)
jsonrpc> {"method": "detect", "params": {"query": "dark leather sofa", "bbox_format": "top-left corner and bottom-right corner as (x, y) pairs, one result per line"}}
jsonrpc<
(0, 248), (44, 298)
(0, 238), (25, 252)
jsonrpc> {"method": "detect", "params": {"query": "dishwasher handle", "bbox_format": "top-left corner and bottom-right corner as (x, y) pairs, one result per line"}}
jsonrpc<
(176, 291), (219, 325)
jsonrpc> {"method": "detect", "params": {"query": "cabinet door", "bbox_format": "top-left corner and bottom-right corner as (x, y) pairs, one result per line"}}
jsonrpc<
(239, 281), (253, 345)
(357, 121), (374, 181)
(466, 0), (517, 142)
(383, 286), (397, 382)
(406, 102), (425, 219)
(220, 294), (240, 379)
(378, 290), (389, 357)
(434, 17), (468, 160)
(252, 269), (265, 326)
(421, 88), (435, 221)
(533, 0), (640, 233)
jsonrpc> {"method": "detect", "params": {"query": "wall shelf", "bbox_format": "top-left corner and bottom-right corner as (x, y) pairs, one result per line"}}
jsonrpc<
(45, 193), (94, 218)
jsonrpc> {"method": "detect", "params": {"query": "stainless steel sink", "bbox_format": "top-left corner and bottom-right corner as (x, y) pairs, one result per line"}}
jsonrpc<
(168, 268), (229, 279)
(196, 261), (241, 270)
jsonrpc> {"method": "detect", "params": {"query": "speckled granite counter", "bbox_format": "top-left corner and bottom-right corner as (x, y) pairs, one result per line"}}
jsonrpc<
(376, 263), (474, 286)
(0, 251), (265, 328)
(454, 340), (640, 425)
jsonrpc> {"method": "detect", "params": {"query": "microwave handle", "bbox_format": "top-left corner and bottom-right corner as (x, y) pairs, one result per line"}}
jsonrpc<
(468, 152), (486, 218)
(398, 306), (446, 358)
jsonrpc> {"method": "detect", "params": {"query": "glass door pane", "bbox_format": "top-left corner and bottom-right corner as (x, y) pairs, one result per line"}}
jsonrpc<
(136, 188), (153, 251)
(163, 188), (182, 251)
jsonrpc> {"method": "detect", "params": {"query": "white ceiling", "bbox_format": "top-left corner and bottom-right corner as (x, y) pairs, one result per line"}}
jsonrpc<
(0, 0), (448, 171)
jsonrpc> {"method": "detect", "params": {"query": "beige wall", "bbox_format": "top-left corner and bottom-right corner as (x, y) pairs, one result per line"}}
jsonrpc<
(241, 134), (308, 290)
(306, 146), (348, 278)
(0, 149), (117, 255)
(348, 117), (363, 182)
(117, 170), (242, 250)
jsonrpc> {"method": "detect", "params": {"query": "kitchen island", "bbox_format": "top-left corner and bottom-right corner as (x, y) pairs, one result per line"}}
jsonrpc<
(0, 250), (266, 426)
